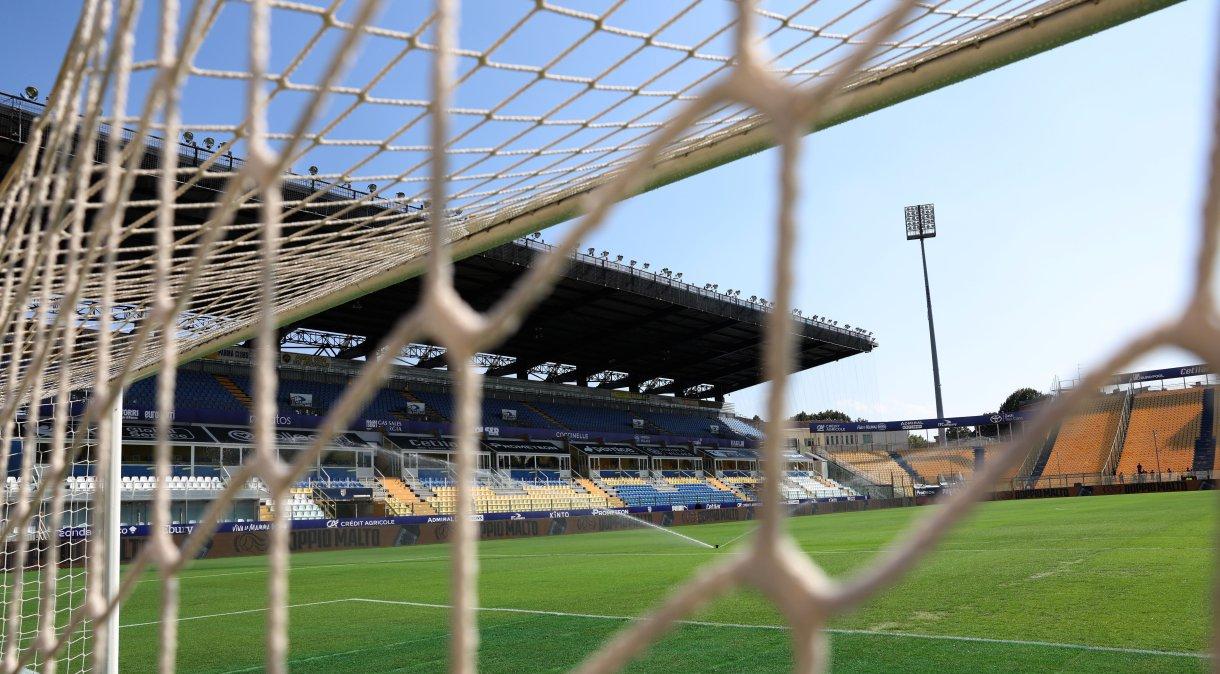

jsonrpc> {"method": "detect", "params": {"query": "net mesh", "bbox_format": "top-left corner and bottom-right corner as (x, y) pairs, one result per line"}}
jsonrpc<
(0, 0), (1214, 672)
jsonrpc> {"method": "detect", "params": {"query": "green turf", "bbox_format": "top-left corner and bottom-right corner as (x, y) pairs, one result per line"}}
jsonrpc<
(114, 491), (1213, 672)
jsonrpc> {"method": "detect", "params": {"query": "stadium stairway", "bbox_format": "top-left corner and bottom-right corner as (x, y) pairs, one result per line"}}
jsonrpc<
(707, 475), (748, 501)
(641, 418), (669, 435)
(523, 402), (568, 430)
(576, 478), (624, 507)
(214, 374), (254, 411)
(401, 390), (446, 422)
(380, 477), (435, 515)
(886, 450), (921, 484)
(1195, 387), (1217, 472)
(1029, 426), (1060, 481)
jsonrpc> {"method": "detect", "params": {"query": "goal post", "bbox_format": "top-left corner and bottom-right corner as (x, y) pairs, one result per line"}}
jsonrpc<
(102, 391), (121, 674)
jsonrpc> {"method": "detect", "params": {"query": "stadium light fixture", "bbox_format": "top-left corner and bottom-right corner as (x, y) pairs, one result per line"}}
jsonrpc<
(642, 263), (649, 270)
(368, 183), (377, 193)
(532, 232), (541, 240)
(904, 202), (945, 424)
(396, 191), (406, 199)
(22, 86), (38, 101)
(587, 247), (595, 256)
(629, 260), (636, 267)
(308, 165), (319, 176)
(675, 273), (682, 280)
(615, 255), (623, 262)
(203, 137), (215, 150)
(749, 295), (757, 302)
(182, 130), (195, 145)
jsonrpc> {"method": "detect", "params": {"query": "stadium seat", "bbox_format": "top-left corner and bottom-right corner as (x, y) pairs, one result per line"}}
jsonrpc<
(1118, 388), (1205, 476)
(1039, 393), (1127, 484)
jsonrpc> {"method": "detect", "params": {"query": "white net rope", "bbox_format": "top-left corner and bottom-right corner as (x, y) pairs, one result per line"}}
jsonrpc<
(0, 0), (1214, 672)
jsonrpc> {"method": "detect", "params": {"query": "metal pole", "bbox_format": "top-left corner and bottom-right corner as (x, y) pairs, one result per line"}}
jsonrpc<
(918, 236), (945, 424)
(104, 389), (123, 674)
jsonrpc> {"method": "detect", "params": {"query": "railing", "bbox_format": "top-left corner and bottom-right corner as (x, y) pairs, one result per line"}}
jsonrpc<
(1007, 468), (1214, 491)
(310, 487), (337, 519)
(1102, 388), (1134, 475)
(426, 496), (616, 515)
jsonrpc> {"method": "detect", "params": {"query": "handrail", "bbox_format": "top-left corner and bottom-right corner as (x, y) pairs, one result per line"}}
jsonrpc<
(310, 487), (337, 519)
(1102, 389), (1134, 475)
(1009, 467), (1208, 490)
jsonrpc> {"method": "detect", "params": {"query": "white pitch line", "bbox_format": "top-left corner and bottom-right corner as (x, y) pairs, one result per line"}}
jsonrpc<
(125, 596), (1209, 660)
(346, 598), (1209, 659)
(118, 598), (352, 629)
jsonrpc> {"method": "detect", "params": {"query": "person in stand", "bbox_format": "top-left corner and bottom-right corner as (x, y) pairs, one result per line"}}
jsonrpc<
(1136, 463), (1144, 475)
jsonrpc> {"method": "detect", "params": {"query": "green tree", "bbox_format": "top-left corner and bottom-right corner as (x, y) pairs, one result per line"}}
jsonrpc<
(977, 387), (1047, 437)
(1000, 387), (1045, 413)
(945, 426), (977, 441)
(791, 409), (851, 422)
(908, 434), (932, 448)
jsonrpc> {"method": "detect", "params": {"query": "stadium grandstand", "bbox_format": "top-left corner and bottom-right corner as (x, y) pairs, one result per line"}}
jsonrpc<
(99, 322), (875, 524)
(0, 86), (883, 523)
(0, 81), (896, 566)
(789, 364), (1218, 498)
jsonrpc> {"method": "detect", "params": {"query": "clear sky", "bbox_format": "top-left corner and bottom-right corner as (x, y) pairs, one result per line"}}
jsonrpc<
(2, 1), (1214, 421)
(560, 0), (1218, 420)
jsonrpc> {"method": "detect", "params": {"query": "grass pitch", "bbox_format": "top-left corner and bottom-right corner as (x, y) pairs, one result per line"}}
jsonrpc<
(119, 491), (1214, 672)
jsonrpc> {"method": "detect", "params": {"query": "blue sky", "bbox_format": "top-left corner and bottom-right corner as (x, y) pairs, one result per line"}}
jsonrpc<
(2, 1), (1214, 421)
(561, 0), (1218, 420)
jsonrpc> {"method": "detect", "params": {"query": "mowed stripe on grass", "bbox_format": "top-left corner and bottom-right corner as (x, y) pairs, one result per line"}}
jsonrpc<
(118, 490), (1214, 672)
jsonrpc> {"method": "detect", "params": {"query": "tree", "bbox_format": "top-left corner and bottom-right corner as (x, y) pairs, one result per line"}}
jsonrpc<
(790, 409), (851, 422)
(945, 426), (977, 441)
(908, 434), (932, 448)
(977, 388), (1047, 437)
(1000, 387), (1045, 413)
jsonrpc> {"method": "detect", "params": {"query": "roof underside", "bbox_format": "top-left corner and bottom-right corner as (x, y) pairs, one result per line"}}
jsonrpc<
(294, 241), (874, 397)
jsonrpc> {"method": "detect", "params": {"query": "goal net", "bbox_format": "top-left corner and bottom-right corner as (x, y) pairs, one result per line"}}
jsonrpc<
(0, 0), (1209, 672)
